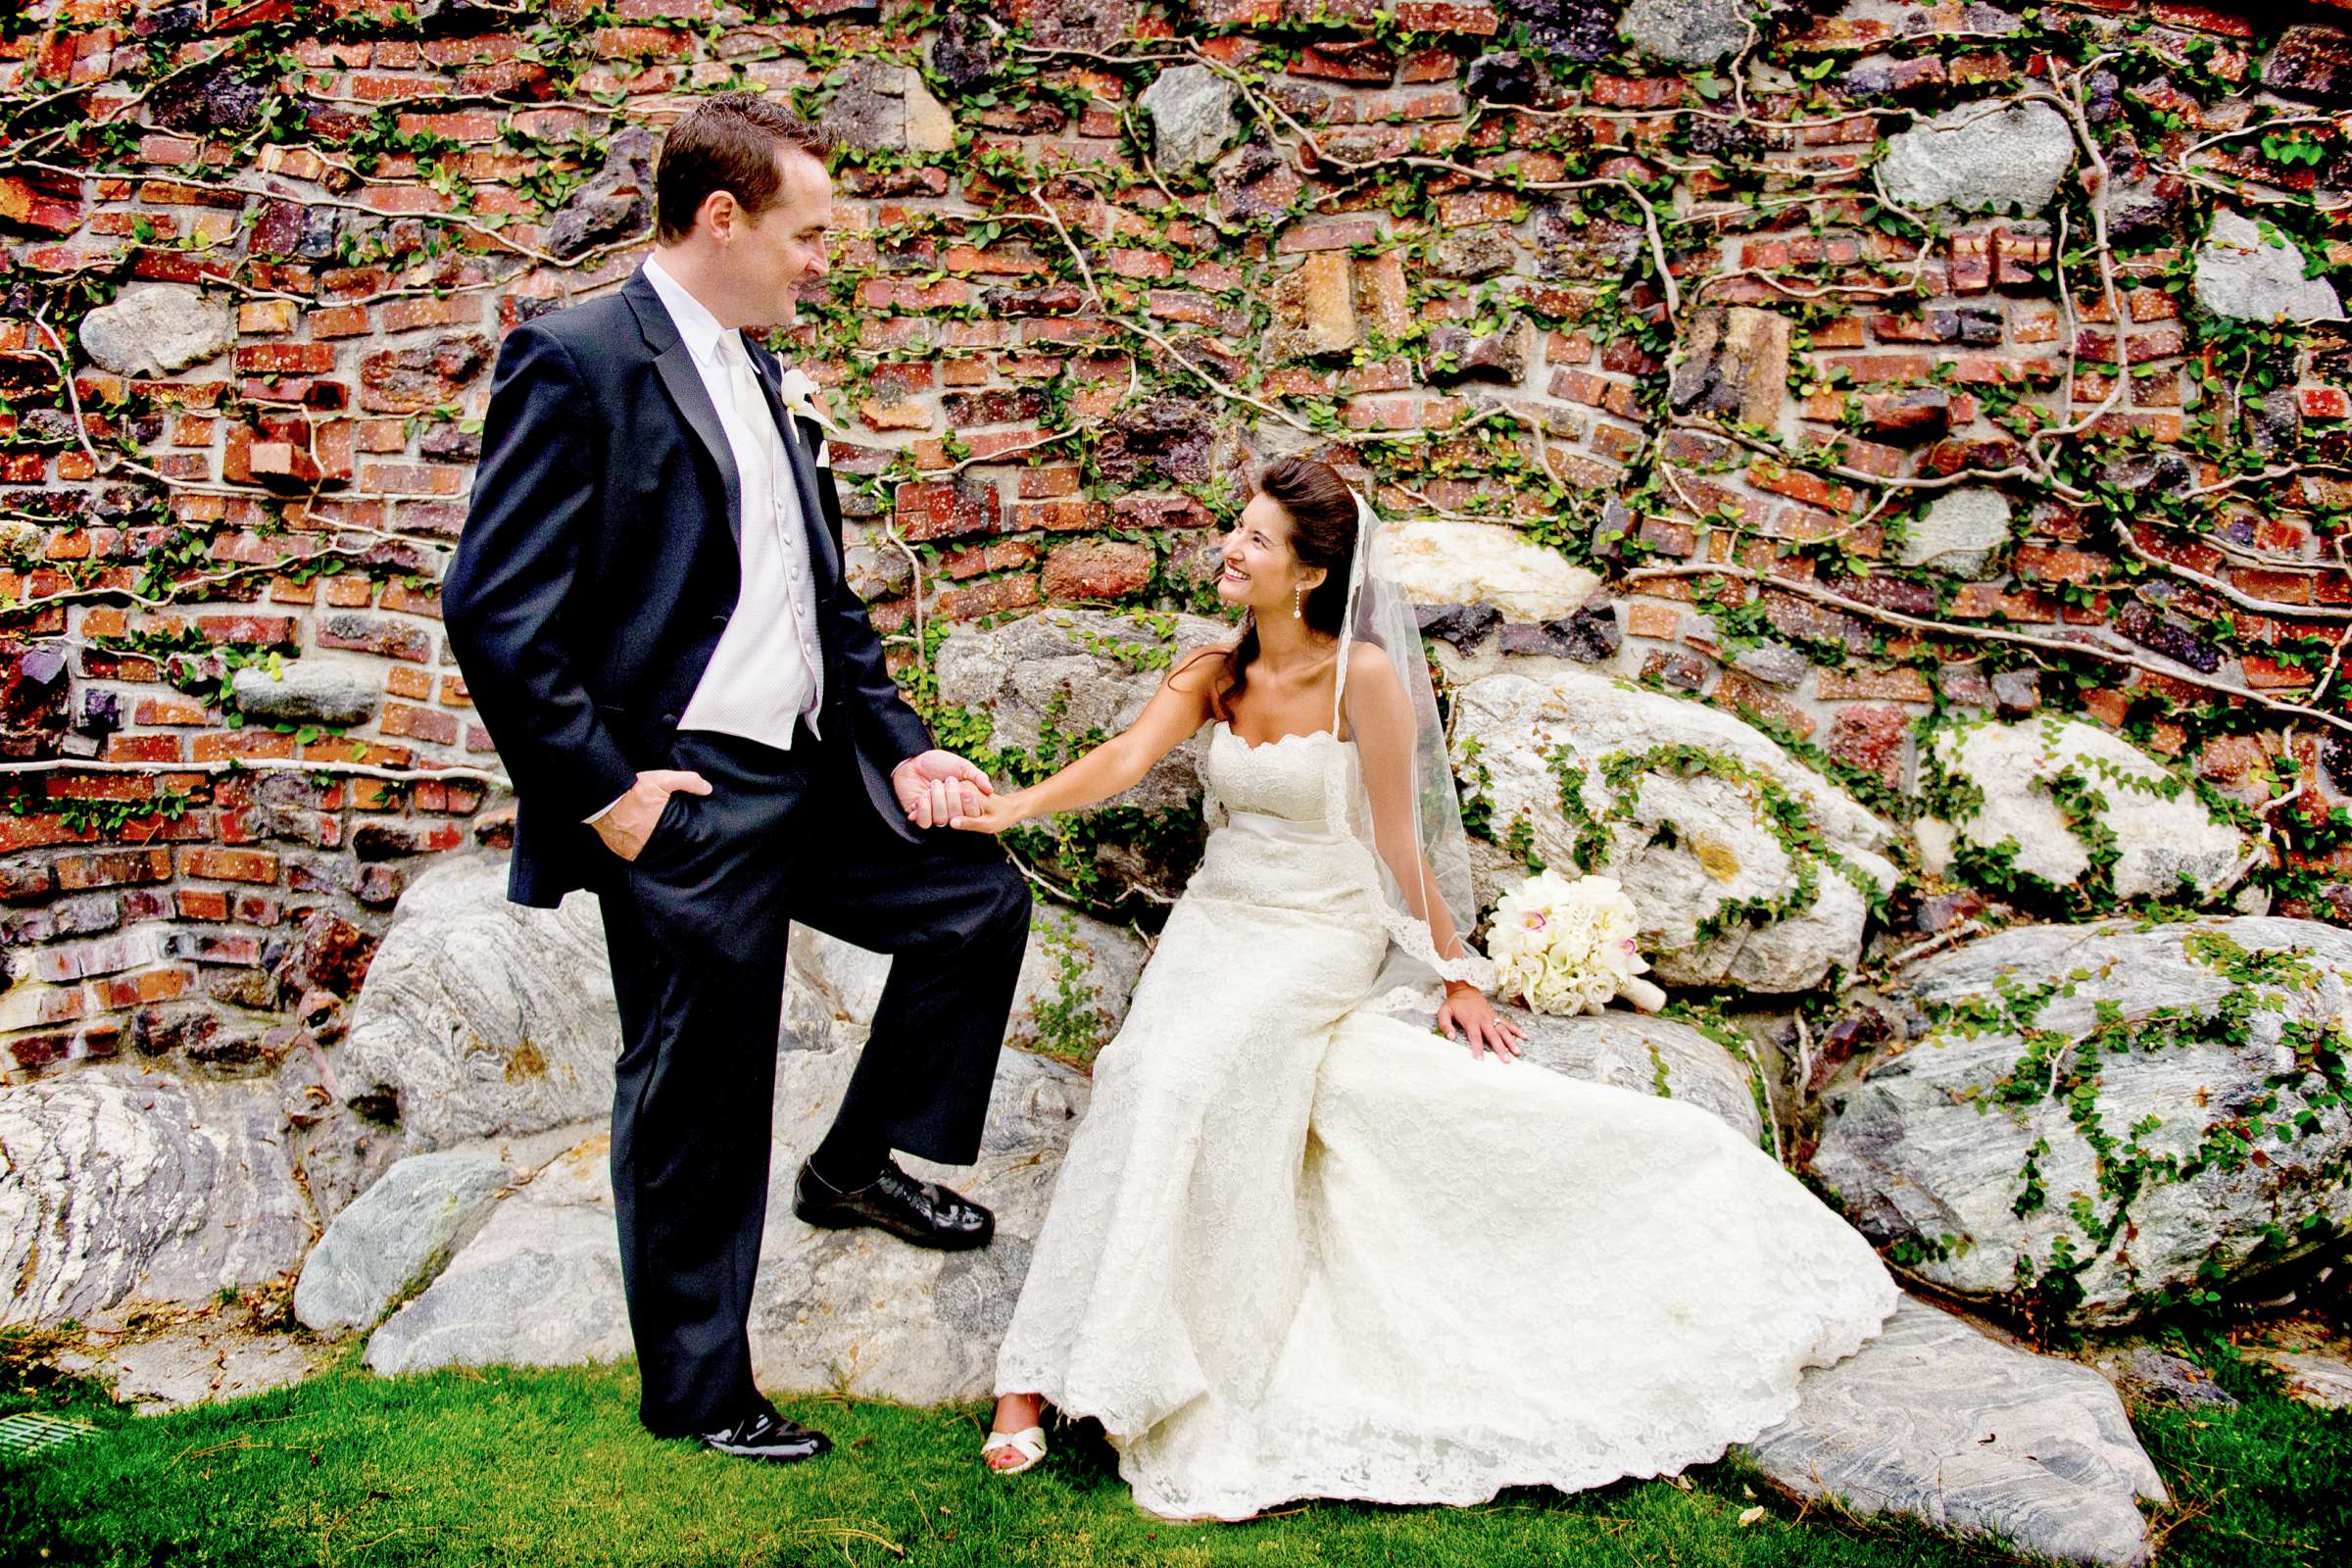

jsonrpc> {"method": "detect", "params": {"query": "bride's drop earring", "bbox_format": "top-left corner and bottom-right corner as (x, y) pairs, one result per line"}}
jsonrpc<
(1293, 584), (1304, 620)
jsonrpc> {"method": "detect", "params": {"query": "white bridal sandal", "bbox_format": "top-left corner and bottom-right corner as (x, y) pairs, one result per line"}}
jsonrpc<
(980, 1424), (1048, 1476)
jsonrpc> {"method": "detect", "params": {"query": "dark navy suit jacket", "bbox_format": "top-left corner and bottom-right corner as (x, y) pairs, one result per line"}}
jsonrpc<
(443, 268), (931, 907)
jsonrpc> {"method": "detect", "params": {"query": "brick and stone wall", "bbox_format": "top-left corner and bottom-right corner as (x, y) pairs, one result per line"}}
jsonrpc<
(7, 0), (2352, 1082)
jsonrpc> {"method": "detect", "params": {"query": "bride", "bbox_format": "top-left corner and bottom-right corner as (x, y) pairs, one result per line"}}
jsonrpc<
(947, 456), (1901, 1520)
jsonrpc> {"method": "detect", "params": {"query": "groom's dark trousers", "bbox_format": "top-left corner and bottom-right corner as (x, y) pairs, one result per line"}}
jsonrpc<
(600, 722), (1027, 1435)
(443, 268), (1029, 1437)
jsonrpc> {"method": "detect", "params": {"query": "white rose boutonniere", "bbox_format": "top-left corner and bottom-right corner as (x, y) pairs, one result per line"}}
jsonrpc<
(775, 366), (843, 469)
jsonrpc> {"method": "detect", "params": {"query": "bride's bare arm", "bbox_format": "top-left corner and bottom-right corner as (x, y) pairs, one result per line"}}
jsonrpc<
(949, 647), (1226, 833)
(1344, 648), (1466, 959)
(1346, 647), (1525, 1058)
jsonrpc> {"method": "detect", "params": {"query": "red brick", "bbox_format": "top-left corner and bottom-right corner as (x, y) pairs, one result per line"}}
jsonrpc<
(177, 848), (281, 884)
(55, 848), (173, 891)
(235, 343), (336, 374)
(938, 573), (1042, 620)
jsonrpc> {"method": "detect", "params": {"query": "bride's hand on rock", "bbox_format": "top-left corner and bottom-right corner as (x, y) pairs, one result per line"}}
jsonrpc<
(1438, 984), (1526, 1062)
(950, 787), (1030, 836)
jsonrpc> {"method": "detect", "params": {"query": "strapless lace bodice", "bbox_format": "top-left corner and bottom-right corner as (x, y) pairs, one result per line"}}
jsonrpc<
(1202, 721), (1351, 824)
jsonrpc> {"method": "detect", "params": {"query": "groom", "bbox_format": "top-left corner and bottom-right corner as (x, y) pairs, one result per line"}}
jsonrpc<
(444, 94), (1031, 1463)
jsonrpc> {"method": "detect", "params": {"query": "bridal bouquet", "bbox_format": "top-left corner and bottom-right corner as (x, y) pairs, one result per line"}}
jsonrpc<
(1486, 870), (1667, 1015)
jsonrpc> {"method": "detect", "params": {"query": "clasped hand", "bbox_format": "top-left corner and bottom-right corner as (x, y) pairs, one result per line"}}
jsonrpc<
(892, 748), (995, 829)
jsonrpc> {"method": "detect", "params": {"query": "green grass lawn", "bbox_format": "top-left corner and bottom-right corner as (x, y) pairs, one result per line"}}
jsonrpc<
(1, 1337), (2342, 1568)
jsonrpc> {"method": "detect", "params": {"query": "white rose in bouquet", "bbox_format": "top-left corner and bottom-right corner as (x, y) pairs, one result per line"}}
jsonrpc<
(1487, 870), (1666, 1016)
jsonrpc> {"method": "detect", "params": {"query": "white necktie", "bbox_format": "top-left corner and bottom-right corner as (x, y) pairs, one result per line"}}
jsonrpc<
(718, 336), (776, 498)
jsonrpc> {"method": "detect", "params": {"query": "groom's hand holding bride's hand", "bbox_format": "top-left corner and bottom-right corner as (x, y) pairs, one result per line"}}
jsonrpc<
(893, 749), (996, 829)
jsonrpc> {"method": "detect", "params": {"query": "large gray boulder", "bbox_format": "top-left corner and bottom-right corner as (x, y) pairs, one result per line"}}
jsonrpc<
(335, 855), (620, 1154)
(1813, 917), (2352, 1326)
(365, 1132), (630, 1376)
(936, 609), (1230, 902)
(1921, 715), (2250, 906)
(1879, 100), (2076, 220)
(366, 1045), (1091, 1402)
(1451, 668), (1901, 992)
(786, 911), (1150, 1063)
(358, 996), (1771, 1398)
(294, 1146), (513, 1335)
(936, 609), (1230, 809)
(0, 1069), (316, 1329)
(1507, 1005), (1766, 1146)
(2193, 209), (2344, 323)
(1741, 1297), (2167, 1567)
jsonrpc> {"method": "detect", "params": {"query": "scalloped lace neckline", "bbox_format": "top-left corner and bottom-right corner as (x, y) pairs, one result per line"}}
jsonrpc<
(1214, 720), (1350, 753)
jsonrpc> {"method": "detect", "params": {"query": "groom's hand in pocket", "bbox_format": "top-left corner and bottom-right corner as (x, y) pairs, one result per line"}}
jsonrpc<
(590, 769), (712, 862)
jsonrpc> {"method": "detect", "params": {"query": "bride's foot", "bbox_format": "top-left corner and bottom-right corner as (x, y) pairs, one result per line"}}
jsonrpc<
(982, 1393), (1047, 1474)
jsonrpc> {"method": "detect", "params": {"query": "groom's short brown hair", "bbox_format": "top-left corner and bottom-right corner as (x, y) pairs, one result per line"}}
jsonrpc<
(655, 93), (832, 243)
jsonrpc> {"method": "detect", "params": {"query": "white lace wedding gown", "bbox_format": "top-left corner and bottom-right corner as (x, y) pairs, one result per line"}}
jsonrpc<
(994, 720), (1903, 1520)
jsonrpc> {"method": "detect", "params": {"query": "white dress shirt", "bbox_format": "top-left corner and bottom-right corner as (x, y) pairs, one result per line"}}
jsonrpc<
(585, 253), (825, 824)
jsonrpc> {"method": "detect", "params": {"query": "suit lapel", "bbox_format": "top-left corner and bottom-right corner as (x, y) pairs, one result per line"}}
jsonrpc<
(625, 270), (742, 546)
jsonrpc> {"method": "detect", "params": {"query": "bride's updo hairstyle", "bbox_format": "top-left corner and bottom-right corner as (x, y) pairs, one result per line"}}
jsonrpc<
(1207, 457), (1361, 720)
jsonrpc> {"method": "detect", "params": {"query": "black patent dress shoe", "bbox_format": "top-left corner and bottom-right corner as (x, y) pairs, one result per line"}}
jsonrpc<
(792, 1159), (995, 1250)
(699, 1404), (832, 1463)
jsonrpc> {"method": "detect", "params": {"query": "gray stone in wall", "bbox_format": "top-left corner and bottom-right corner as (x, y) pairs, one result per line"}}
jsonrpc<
(545, 126), (654, 264)
(1427, 315), (1535, 384)
(1741, 1297), (2166, 1568)
(1619, 0), (1751, 67)
(77, 283), (236, 375)
(230, 659), (381, 728)
(1879, 100), (2076, 220)
(844, 521), (915, 602)
(294, 1146), (513, 1335)
(1812, 917), (2352, 1327)
(0, 1068), (315, 1329)
(2192, 209), (2344, 323)
(1430, 224), (1514, 279)
(1897, 488), (2012, 576)
(1732, 640), (1812, 689)
(1138, 65), (1239, 172)
(1374, 519), (1601, 622)
(826, 57), (914, 154)
(1671, 307), (1789, 430)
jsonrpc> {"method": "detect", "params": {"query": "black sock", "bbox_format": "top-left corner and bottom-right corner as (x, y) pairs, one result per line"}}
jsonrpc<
(808, 1124), (887, 1193)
